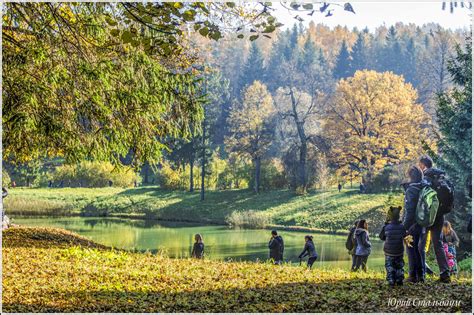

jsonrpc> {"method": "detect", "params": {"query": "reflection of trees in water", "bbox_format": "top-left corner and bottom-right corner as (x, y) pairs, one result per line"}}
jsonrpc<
(17, 216), (386, 268)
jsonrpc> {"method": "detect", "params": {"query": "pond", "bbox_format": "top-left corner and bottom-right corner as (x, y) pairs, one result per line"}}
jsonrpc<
(12, 216), (386, 270)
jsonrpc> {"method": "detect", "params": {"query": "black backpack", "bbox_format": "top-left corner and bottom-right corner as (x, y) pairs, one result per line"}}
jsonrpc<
(345, 228), (356, 250)
(430, 174), (455, 216)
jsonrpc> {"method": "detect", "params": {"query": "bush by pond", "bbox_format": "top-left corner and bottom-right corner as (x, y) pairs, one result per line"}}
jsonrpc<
(50, 161), (140, 188)
(225, 210), (269, 229)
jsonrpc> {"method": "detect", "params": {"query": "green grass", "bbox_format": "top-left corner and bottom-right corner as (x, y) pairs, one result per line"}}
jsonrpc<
(2, 227), (471, 312)
(5, 187), (400, 233)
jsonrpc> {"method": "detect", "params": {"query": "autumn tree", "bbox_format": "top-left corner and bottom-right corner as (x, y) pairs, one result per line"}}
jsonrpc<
(225, 81), (275, 193)
(2, 2), (280, 167)
(324, 70), (429, 185)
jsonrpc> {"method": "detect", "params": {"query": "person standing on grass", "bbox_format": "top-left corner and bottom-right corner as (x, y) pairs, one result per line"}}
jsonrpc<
(191, 234), (204, 259)
(268, 230), (284, 264)
(298, 235), (318, 269)
(346, 220), (359, 270)
(442, 221), (460, 275)
(379, 206), (407, 286)
(352, 219), (371, 272)
(338, 183), (342, 192)
(402, 165), (426, 283)
(418, 155), (452, 283)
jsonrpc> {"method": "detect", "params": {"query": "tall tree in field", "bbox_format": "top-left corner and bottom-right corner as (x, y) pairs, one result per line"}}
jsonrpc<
(428, 39), (472, 231)
(334, 41), (351, 79)
(225, 81), (275, 193)
(324, 70), (428, 185)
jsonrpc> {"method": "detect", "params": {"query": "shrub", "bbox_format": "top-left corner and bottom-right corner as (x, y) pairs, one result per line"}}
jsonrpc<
(3, 169), (11, 188)
(225, 210), (269, 229)
(260, 159), (287, 190)
(51, 161), (139, 188)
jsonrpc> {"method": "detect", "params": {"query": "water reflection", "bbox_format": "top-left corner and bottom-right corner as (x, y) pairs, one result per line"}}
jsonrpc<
(13, 216), (386, 270)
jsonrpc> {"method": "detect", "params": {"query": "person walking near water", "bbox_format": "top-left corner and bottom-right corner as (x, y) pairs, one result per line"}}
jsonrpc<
(353, 219), (371, 271)
(346, 220), (359, 270)
(298, 235), (318, 269)
(268, 230), (284, 264)
(191, 234), (204, 259)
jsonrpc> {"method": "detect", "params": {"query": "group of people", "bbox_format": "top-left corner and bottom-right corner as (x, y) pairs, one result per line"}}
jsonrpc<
(190, 156), (464, 287)
(346, 155), (461, 286)
(268, 230), (319, 268)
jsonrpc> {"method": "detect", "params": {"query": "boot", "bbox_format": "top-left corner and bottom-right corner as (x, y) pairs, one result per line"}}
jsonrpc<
(439, 271), (451, 283)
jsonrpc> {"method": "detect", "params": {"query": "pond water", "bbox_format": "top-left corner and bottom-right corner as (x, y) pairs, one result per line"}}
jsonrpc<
(12, 216), (386, 270)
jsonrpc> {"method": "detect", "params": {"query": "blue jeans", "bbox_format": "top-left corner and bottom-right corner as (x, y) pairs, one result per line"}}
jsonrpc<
(406, 226), (427, 280)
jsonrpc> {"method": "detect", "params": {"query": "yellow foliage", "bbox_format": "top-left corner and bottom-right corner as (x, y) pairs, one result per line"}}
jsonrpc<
(324, 70), (429, 177)
(225, 81), (275, 160)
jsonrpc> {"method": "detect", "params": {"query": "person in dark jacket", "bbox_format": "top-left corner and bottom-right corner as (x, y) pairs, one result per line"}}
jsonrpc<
(418, 155), (451, 283)
(268, 230), (284, 264)
(346, 220), (359, 270)
(402, 165), (426, 283)
(379, 206), (407, 286)
(298, 235), (318, 269)
(353, 219), (371, 272)
(191, 234), (204, 259)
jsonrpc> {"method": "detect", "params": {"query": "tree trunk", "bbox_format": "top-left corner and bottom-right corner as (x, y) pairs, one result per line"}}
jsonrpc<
(254, 157), (261, 194)
(200, 123), (206, 201)
(299, 140), (307, 191)
(144, 162), (149, 185)
(289, 88), (308, 192)
(189, 156), (194, 192)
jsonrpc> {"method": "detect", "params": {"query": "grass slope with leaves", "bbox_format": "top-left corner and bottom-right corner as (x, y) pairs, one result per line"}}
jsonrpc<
(2, 226), (471, 313)
(5, 187), (396, 233)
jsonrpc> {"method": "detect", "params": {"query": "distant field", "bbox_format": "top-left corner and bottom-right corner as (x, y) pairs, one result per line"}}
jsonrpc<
(4, 187), (401, 233)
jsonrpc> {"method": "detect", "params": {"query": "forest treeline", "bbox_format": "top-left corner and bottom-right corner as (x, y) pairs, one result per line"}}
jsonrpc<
(4, 22), (469, 195)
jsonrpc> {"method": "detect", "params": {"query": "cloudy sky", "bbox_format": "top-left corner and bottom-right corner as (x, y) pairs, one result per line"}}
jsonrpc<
(272, 1), (472, 31)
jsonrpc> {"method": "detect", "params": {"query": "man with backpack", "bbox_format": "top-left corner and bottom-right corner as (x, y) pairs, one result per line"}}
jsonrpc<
(268, 230), (284, 264)
(418, 155), (454, 283)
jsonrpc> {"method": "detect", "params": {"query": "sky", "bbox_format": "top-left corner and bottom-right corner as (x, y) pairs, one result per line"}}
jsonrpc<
(272, 1), (472, 31)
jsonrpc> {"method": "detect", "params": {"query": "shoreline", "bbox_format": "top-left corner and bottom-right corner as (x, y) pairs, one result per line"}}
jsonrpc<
(11, 212), (348, 235)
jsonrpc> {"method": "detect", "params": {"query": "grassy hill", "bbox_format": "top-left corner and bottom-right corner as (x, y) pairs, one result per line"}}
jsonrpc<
(4, 187), (401, 233)
(2, 227), (471, 312)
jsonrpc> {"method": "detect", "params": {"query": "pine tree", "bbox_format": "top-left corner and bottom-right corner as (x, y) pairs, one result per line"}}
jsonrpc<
(403, 37), (418, 86)
(334, 41), (351, 79)
(349, 32), (370, 75)
(298, 36), (317, 71)
(238, 42), (265, 96)
(380, 26), (403, 74)
(430, 39), (472, 231)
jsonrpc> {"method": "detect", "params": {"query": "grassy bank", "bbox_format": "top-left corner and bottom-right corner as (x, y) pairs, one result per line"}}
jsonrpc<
(4, 187), (397, 233)
(2, 227), (471, 312)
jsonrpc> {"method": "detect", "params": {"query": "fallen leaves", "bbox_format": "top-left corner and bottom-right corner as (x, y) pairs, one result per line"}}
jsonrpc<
(2, 227), (472, 312)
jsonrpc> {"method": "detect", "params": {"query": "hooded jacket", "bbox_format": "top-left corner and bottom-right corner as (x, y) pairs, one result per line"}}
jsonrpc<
(379, 221), (407, 256)
(402, 182), (422, 231)
(298, 240), (318, 259)
(269, 235), (284, 261)
(354, 228), (371, 256)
